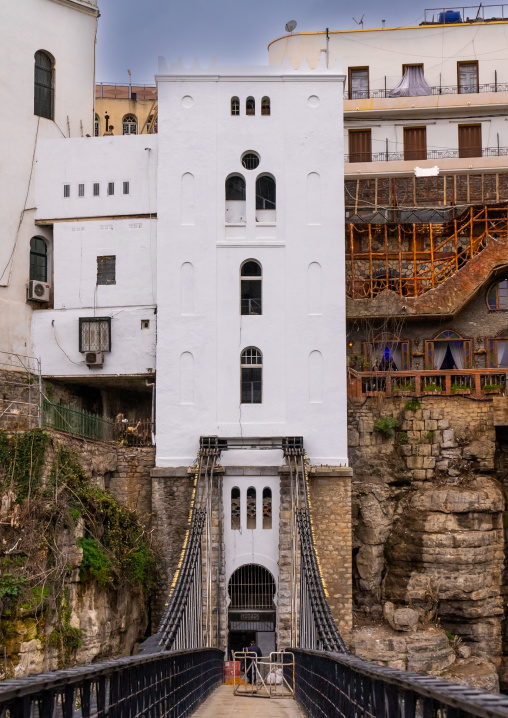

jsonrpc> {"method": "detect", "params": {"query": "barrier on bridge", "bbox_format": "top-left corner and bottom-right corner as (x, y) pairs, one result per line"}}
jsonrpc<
(0, 648), (223, 717)
(292, 648), (508, 718)
(233, 650), (295, 699)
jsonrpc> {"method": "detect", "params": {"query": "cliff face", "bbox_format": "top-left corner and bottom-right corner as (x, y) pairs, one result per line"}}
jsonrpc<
(0, 430), (158, 678)
(348, 395), (507, 691)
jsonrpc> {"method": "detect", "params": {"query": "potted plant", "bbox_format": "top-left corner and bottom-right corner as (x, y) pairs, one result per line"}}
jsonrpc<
(423, 383), (442, 393)
(482, 383), (503, 394)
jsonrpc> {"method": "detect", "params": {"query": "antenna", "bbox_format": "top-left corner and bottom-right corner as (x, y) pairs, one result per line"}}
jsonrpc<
(285, 20), (297, 33)
(352, 14), (365, 28)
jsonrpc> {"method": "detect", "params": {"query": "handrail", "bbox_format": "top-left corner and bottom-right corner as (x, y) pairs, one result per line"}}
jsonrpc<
(345, 147), (508, 163)
(344, 81), (508, 100)
(0, 648), (224, 715)
(293, 648), (508, 718)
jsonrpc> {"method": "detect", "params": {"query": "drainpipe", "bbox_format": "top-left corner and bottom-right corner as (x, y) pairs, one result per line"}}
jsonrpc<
(326, 28), (329, 68)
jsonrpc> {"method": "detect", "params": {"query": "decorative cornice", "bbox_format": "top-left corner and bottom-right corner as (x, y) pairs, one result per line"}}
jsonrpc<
(46, 0), (99, 18)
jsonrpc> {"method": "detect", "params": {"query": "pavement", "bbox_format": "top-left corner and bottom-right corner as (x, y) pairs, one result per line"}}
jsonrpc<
(192, 685), (305, 717)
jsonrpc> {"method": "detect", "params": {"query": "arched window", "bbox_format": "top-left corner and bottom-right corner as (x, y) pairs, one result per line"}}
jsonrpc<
(262, 488), (272, 529)
(231, 487), (240, 530)
(487, 279), (508, 310)
(246, 487), (256, 529)
(241, 260), (262, 315)
(30, 237), (47, 282)
(231, 97), (240, 115)
(261, 97), (270, 115)
(122, 115), (137, 135)
(425, 330), (471, 370)
(246, 96), (255, 115)
(241, 347), (262, 404)
(94, 114), (100, 137)
(34, 51), (54, 119)
(256, 175), (276, 222)
(225, 175), (246, 223)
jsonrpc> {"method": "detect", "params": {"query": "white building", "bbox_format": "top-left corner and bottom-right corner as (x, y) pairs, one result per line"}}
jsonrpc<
(33, 60), (347, 654)
(0, 0), (98, 358)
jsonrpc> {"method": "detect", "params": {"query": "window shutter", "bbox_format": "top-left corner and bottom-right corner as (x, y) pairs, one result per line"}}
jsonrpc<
(489, 340), (496, 368)
(463, 340), (472, 369)
(349, 130), (372, 163)
(425, 341), (434, 369)
(401, 342), (410, 371)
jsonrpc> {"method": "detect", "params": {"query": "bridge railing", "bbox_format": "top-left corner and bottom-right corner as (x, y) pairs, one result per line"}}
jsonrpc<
(0, 648), (223, 717)
(293, 648), (508, 718)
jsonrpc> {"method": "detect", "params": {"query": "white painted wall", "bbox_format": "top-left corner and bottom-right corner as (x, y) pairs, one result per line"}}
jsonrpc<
(223, 474), (280, 596)
(32, 307), (156, 377)
(35, 136), (158, 221)
(0, 0), (98, 356)
(269, 22), (508, 90)
(154, 65), (347, 467)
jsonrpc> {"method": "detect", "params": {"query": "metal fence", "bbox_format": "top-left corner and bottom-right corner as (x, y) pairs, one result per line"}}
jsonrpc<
(345, 146), (508, 163)
(344, 81), (508, 100)
(293, 649), (508, 718)
(0, 648), (224, 717)
(42, 401), (116, 442)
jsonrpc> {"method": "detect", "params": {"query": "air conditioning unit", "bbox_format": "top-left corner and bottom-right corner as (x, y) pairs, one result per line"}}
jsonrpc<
(28, 280), (50, 303)
(85, 352), (104, 367)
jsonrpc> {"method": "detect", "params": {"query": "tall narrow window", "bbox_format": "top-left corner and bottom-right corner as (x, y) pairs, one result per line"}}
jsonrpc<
(34, 51), (54, 119)
(458, 124), (482, 158)
(348, 67), (369, 99)
(231, 97), (240, 115)
(349, 130), (372, 163)
(97, 256), (116, 285)
(63, 184), (70, 198)
(247, 487), (256, 529)
(241, 347), (262, 403)
(458, 61), (478, 94)
(231, 487), (240, 530)
(122, 115), (137, 135)
(93, 183), (100, 197)
(261, 97), (270, 115)
(94, 114), (100, 137)
(30, 237), (47, 282)
(256, 175), (276, 222)
(262, 487), (272, 529)
(225, 174), (246, 223)
(246, 96), (255, 115)
(107, 182), (115, 196)
(123, 181), (130, 195)
(404, 126), (427, 161)
(78, 184), (85, 198)
(241, 260), (262, 315)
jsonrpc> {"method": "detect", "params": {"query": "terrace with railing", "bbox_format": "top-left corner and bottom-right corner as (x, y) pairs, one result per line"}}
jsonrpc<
(345, 147), (508, 163)
(344, 81), (508, 101)
(348, 368), (507, 399)
(95, 82), (156, 100)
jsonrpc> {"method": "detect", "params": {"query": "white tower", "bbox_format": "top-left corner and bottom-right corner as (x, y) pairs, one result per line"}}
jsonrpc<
(155, 62), (347, 467)
(154, 62), (348, 652)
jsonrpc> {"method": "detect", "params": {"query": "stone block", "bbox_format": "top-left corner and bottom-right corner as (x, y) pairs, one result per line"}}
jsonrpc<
(425, 420), (438, 431)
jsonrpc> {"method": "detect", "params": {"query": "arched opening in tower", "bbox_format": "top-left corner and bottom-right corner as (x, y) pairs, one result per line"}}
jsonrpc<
(227, 564), (276, 659)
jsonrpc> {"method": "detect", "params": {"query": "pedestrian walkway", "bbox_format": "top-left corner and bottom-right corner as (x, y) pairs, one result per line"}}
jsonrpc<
(193, 686), (305, 717)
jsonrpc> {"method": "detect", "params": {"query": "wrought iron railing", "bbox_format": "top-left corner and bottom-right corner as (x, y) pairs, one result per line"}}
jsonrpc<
(0, 648), (224, 717)
(42, 401), (116, 442)
(293, 648), (508, 718)
(345, 146), (508, 163)
(344, 81), (508, 101)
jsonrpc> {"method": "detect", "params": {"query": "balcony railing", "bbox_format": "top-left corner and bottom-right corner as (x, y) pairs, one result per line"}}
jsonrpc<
(345, 146), (508, 163)
(344, 81), (508, 100)
(348, 368), (507, 399)
(95, 82), (157, 100)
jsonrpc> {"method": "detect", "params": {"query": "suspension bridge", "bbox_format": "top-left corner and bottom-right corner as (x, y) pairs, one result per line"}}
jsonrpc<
(2, 438), (508, 717)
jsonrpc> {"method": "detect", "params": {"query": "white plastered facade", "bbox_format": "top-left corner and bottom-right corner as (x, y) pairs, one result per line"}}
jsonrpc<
(0, 0), (98, 357)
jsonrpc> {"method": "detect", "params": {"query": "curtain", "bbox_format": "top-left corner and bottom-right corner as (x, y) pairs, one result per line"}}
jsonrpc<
(449, 341), (465, 370)
(389, 66), (432, 98)
(498, 341), (508, 367)
(433, 341), (448, 369)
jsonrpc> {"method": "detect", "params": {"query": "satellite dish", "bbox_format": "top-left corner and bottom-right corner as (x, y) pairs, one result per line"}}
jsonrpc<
(285, 20), (297, 33)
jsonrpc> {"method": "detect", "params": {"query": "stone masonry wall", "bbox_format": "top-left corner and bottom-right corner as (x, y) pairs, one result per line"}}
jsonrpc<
(348, 394), (508, 687)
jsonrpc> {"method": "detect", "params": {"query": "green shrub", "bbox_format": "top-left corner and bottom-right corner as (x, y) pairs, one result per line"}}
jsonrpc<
(77, 537), (112, 587)
(423, 383), (442, 392)
(397, 432), (409, 445)
(0, 573), (27, 608)
(483, 384), (502, 392)
(404, 399), (421, 411)
(374, 416), (398, 437)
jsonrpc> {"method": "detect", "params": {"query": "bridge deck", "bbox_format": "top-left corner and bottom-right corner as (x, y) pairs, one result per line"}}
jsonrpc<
(193, 686), (304, 717)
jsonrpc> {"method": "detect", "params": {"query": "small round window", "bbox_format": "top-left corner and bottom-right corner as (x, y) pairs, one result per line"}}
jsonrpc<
(242, 152), (260, 170)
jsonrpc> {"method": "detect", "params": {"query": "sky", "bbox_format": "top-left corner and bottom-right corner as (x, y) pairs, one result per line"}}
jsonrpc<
(95, 0), (432, 84)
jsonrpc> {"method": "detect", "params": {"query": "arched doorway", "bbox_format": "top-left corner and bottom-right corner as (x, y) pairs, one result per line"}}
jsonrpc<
(227, 564), (276, 659)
